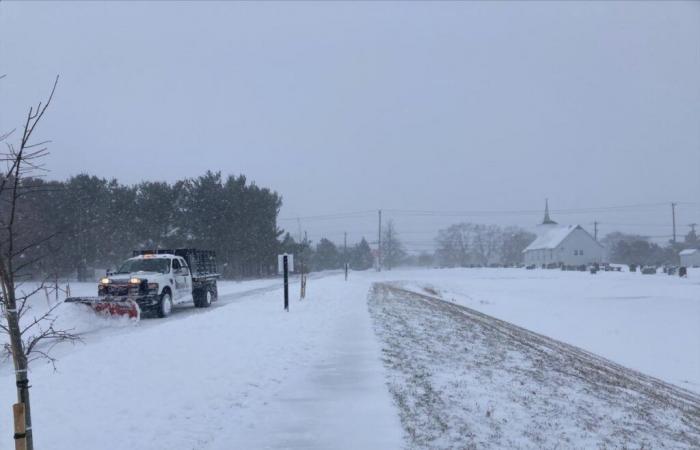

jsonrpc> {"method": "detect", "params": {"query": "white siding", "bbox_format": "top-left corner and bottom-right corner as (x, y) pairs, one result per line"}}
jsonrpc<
(680, 250), (700, 267)
(556, 228), (603, 266)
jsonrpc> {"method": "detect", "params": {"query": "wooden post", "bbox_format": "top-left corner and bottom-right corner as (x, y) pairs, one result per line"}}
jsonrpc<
(301, 274), (306, 299)
(13, 403), (27, 450)
(299, 261), (305, 300)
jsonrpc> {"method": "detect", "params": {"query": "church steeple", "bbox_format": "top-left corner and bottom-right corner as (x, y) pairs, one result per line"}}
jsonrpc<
(542, 199), (557, 225)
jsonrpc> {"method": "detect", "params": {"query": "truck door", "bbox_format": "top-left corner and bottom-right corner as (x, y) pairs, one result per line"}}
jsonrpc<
(171, 258), (190, 303)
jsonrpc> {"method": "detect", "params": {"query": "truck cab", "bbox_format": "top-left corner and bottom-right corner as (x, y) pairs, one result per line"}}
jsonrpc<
(103, 253), (193, 306)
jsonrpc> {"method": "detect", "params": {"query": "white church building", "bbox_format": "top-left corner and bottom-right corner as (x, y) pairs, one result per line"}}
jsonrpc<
(523, 201), (604, 267)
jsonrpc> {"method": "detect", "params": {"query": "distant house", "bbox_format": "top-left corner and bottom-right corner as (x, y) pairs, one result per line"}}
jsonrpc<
(680, 249), (700, 267)
(523, 201), (604, 266)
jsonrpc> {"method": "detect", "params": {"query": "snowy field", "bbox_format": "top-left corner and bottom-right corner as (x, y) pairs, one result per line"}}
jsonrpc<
(393, 267), (700, 392)
(370, 283), (699, 448)
(0, 268), (698, 449)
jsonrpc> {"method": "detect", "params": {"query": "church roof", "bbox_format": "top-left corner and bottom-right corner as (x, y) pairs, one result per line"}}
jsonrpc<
(524, 225), (579, 251)
(524, 224), (603, 252)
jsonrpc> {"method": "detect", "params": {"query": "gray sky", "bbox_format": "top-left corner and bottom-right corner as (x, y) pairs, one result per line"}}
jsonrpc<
(1, 1), (699, 251)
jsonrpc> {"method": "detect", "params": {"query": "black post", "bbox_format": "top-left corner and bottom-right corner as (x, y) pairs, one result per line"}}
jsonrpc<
(345, 262), (348, 281)
(283, 255), (289, 311)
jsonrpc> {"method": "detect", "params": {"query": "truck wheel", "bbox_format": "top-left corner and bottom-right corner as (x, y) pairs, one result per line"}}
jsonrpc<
(193, 288), (212, 308)
(202, 290), (212, 307)
(157, 290), (173, 318)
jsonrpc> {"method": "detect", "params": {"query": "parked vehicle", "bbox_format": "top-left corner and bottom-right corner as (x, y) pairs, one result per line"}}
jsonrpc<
(66, 249), (219, 319)
(641, 265), (657, 275)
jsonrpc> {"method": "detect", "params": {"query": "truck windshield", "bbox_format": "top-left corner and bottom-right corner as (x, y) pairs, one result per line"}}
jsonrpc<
(116, 258), (170, 274)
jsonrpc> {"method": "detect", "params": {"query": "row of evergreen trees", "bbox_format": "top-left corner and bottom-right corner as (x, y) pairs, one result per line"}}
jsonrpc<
(279, 234), (375, 271)
(15, 171), (283, 279)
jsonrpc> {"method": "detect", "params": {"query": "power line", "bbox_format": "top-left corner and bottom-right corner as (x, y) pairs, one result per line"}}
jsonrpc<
(385, 202), (682, 217)
(282, 201), (698, 223)
(278, 210), (375, 221)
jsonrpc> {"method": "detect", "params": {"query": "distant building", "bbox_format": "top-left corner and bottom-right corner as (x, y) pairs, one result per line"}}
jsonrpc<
(523, 201), (604, 266)
(680, 249), (700, 267)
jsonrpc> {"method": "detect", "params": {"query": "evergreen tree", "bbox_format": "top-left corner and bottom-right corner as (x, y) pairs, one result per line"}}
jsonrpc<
(10, 171), (284, 279)
(350, 238), (374, 270)
(314, 238), (340, 270)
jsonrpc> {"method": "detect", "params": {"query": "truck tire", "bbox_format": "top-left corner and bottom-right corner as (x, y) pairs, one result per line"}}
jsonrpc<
(156, 290), (173, 318)
(193, 288), (212, 308)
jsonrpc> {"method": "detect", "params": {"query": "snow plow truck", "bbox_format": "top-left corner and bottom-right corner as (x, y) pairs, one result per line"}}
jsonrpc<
(65, 249), (219, 319)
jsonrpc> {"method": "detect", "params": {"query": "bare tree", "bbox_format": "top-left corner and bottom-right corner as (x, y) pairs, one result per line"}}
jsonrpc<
(472, 224), (503, 266)
(500, 227), (536, 266)
(381, 220), (405, 270)
(435, 223), (475, 267)
(0, 76), (79, 450)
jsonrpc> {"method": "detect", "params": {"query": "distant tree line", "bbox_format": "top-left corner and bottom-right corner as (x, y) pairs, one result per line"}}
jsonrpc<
(11, 171), (283, 279)
(602, 231), (697, 266)
(14, 169), (695, 280)
(434, 223), (536, 267)
(279, 233), (375, 272)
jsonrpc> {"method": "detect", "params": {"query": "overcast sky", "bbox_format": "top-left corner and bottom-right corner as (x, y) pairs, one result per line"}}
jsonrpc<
(1, 1), (698, 250)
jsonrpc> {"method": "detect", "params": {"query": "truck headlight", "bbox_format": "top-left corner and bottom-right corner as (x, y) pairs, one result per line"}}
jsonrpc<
(100, 277), (111, 285)
(129, 277), (142, 285)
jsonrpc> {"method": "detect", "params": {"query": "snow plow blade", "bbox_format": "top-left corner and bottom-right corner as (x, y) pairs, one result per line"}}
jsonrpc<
(65, 296), (141, 320)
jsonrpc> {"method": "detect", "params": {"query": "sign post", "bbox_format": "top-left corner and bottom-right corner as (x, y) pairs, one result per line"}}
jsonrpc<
(278, 254), (294, 311)
(283, 255), (289, 311)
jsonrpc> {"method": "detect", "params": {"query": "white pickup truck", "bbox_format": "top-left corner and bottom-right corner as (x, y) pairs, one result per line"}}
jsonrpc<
(66, 248), (219, 319)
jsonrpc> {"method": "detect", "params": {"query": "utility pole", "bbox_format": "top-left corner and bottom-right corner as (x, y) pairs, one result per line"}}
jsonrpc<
(386, 222), (393, 270)
(377, 209), (382, 272)
(344, 231), (348, 281)
(671, 202), (677, 244)
(593, 221), (598, 241)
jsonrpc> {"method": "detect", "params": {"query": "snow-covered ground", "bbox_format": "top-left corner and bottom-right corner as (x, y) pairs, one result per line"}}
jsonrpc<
(0, 274), (401, 450)
(0, 267), (698, 449)
(392, 267), (700, 392)
(370, 282), (700, 448)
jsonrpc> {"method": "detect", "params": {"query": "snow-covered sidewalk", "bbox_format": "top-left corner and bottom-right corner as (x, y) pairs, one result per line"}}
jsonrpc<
(0, 275), (402, 450)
